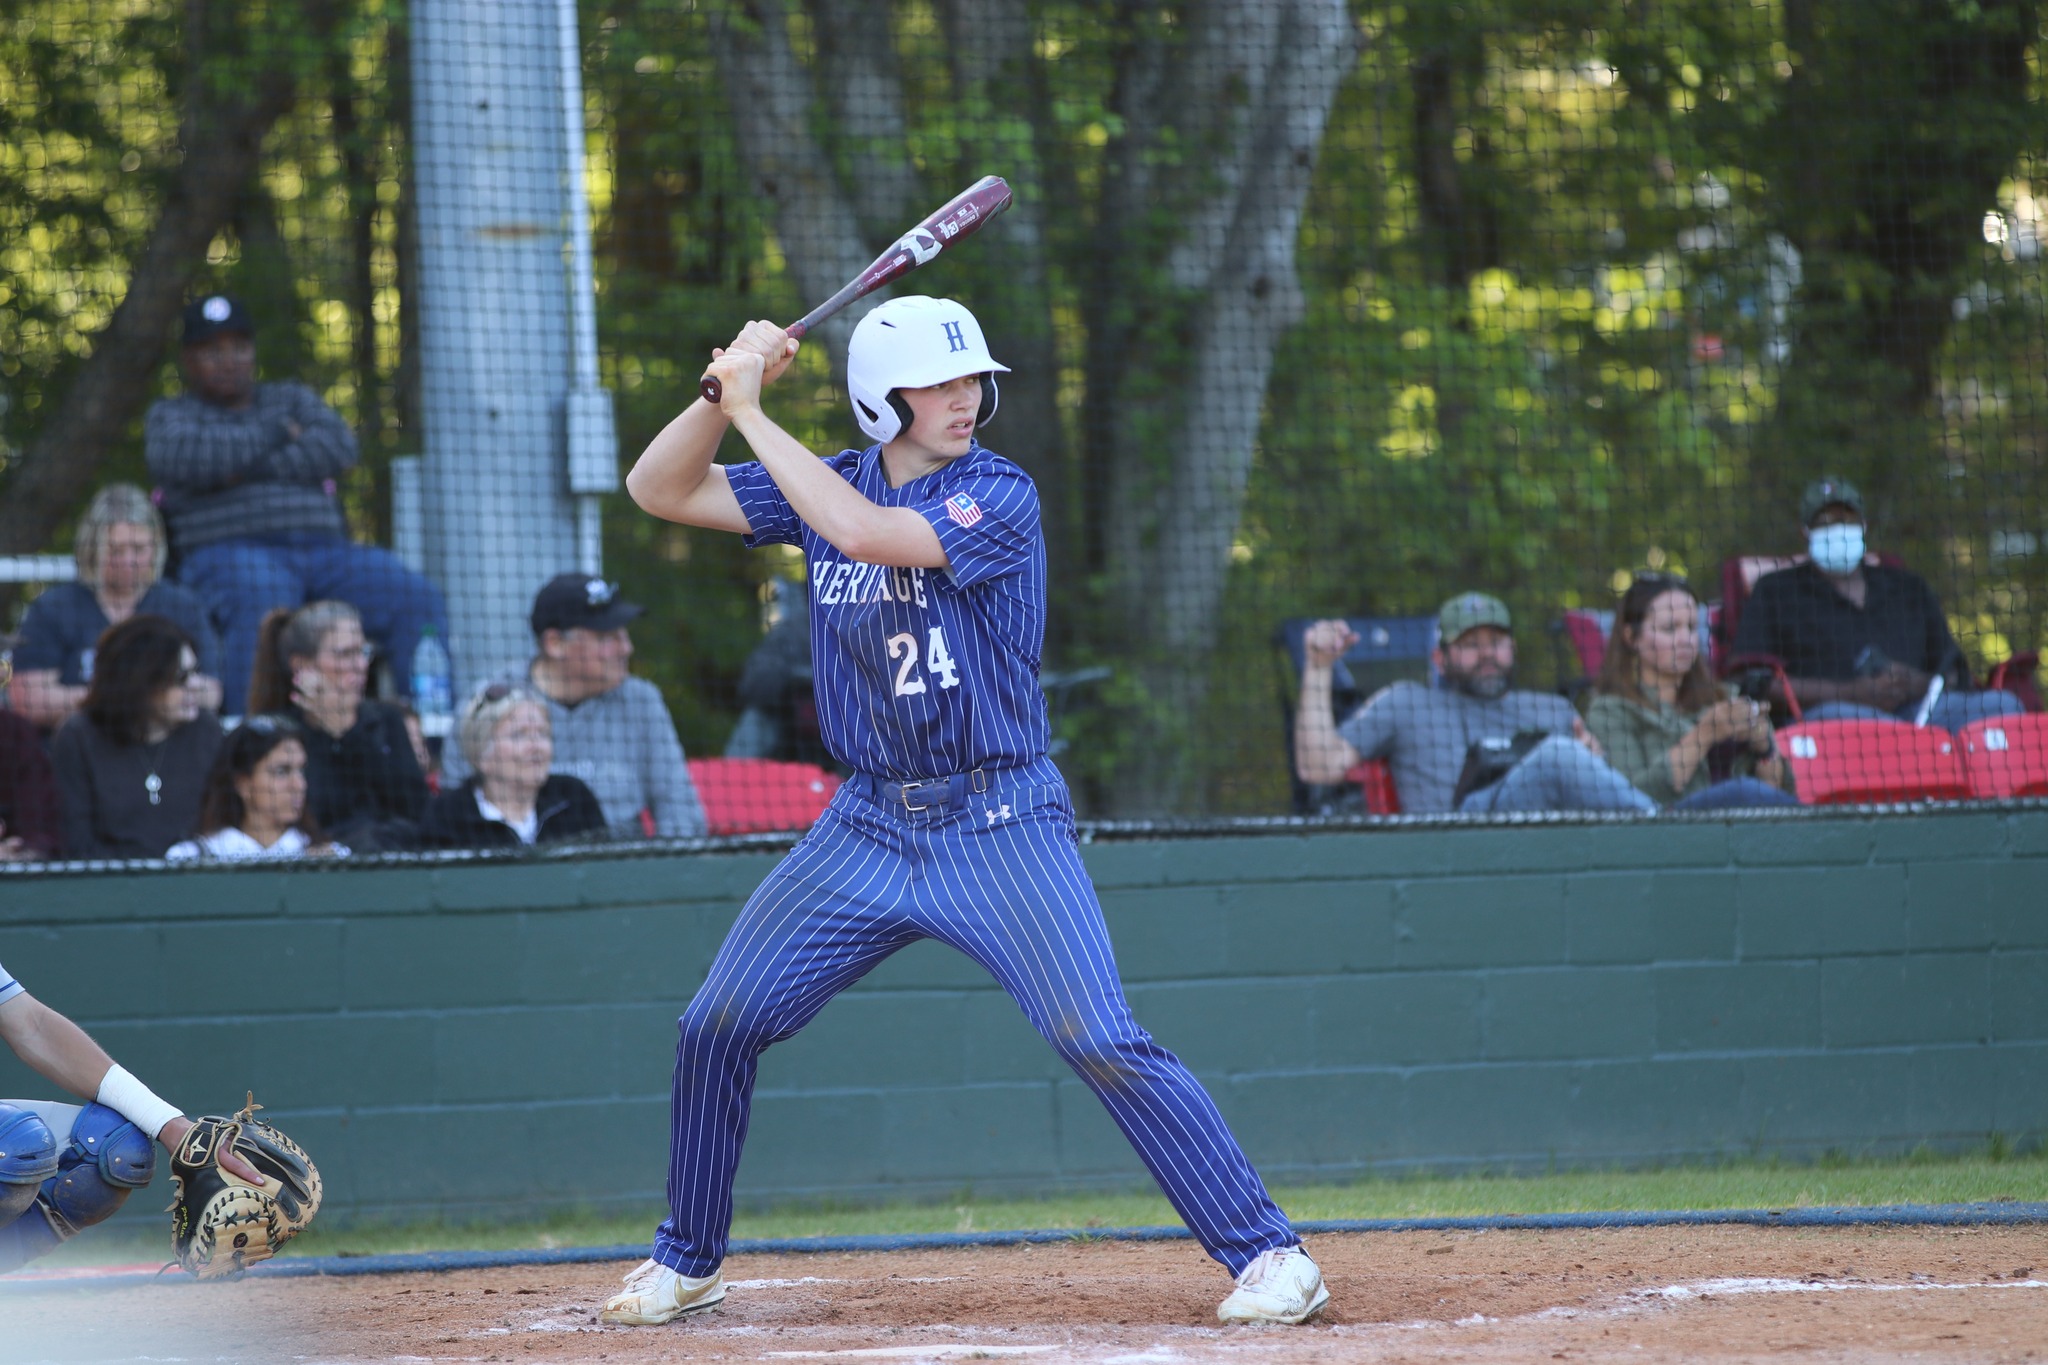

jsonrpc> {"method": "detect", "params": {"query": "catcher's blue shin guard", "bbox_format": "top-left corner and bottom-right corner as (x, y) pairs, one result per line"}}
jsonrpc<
(0, 1102), (60, 1226)
(0, 1103), (155, 1272)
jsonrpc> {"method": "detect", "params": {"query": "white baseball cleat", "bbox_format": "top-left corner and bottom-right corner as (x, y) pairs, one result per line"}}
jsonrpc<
(599, 1258), (726, 1325)
(1217, 1245), (1330, 1325)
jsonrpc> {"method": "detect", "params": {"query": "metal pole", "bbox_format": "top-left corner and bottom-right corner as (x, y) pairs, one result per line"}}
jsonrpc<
(559, 0), (618, 579)
(411, 0), (612, 691)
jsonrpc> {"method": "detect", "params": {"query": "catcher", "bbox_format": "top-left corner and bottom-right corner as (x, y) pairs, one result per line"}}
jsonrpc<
(1, 954), (319, 1276)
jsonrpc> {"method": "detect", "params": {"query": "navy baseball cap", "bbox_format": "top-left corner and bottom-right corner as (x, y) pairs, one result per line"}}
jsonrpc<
(181, 294), (254, 345)
(1799, 475), (1864, 527)
(530, 574), (646, 635)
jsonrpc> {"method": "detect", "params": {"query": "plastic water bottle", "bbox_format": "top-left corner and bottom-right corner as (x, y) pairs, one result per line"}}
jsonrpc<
(411, 626), (453, 725)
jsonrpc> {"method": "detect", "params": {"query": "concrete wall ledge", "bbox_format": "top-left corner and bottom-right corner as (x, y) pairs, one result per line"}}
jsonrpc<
(3, 806), (2043, 1226)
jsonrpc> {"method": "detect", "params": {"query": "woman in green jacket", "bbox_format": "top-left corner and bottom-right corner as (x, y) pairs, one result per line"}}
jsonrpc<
(1585, 574), (1801, 810)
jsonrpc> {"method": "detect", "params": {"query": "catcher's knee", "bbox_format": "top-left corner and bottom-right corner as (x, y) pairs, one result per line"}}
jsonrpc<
(41, 1103), (155, 1237)
(0, 1103), (60, 1228)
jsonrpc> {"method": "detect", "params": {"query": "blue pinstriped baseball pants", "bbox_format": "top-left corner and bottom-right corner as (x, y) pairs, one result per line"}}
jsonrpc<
(653, 758), (1298, 1278)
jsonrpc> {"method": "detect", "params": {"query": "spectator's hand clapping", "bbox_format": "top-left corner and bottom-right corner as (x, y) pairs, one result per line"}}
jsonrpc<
(1302, 619), (1359, 670)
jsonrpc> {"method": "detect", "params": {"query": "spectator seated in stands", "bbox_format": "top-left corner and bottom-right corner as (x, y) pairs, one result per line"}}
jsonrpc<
(8, 485), (222, 733)
(1295, 592), (1655, 816)
(144, 293), (450, 715)
(421, 683), (606, 850)
(50, 616), (222, 859)
(441, 574), (705, 839)
(248, 601), (428, 852)
(0, 696), (62, 861)
(166, 718), (347, 862)
(1734, 476), (2026, 733)
(1586, 574), (1801, 811)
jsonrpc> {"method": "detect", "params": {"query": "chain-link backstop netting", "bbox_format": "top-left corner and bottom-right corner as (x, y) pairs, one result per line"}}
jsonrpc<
(2, 0), (2045, 856)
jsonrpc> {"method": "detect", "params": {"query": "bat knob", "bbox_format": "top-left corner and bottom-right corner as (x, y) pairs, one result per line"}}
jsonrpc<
(700, 375), (723, 405)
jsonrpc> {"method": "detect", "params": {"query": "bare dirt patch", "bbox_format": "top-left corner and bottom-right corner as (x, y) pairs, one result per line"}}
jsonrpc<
(7, 1225), (2047, 1364)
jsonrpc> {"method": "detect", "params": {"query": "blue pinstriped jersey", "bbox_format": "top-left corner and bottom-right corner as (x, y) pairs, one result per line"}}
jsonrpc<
(0, 958), (21, 1006)
(726, 443), (1051, 780)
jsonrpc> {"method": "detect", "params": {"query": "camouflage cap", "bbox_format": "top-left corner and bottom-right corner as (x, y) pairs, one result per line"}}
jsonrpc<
(1438, 591), (1512, 643)
(1799, 475), (1864, 527)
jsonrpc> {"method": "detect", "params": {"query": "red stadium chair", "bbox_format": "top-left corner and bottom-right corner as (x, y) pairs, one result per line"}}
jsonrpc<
(1776, 720), (1970, 805)
(1347, 759), (1402, 815)
(1959, 715), (2048, 799)
(687, 757), (842, 835)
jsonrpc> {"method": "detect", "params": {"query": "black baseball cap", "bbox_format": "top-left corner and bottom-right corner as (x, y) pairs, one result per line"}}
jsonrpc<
(181, 294), (254, 346)
(530, 573), (646, 635)
(1799, 475), (1864, 527)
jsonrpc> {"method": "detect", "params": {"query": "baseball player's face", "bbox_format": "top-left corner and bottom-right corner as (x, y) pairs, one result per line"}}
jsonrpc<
(480, 702), (553, 794)
(236, 738), (309, 832)
(894, 375), (981, 460)
(182, 333), (257, 407)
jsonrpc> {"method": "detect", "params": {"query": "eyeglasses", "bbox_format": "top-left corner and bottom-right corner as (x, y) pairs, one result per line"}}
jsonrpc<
(320, 645), (375, 663)
(241, 714), (301, 735)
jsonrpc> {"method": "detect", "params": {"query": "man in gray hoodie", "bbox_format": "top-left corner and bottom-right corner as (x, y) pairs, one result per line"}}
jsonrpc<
(145, 294), (449, 712)
(443, 574), (706, 839)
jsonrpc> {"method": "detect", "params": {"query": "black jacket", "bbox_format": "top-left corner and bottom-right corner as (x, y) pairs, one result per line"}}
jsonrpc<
(419, 775), (608, 851)
(286, 701), (429, 851)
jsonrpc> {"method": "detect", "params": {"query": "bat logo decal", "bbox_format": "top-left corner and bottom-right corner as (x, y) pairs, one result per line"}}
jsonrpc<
(896, 229), (942, 265)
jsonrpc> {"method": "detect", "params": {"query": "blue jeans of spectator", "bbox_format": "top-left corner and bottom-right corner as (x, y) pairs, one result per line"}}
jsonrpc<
(1458, 736), (1657, 815)
(1806, 689), (2025, 734)
(181, 532), (450, 714)
(1668, 776), (1803, 811)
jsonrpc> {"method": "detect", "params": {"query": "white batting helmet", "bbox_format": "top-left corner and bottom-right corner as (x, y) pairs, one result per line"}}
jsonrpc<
(846, 296), (1010, 445)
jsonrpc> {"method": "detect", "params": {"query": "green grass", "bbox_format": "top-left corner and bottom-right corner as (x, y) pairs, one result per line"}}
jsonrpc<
(34, 1145), (2048, 1268)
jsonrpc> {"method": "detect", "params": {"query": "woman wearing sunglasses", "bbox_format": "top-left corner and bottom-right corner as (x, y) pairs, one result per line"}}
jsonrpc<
(50, 615), (222, 858)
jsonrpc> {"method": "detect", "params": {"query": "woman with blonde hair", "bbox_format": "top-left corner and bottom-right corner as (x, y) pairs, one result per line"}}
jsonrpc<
(1585, 573), (1800, 811)
(420, 683), (604, 849)
(247, 600), (427, 850)
(10, 486), (221, 731)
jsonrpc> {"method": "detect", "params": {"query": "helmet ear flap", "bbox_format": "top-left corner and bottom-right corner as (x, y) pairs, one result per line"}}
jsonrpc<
(976, 373), (999, 428)
(886, 391), (914, 438)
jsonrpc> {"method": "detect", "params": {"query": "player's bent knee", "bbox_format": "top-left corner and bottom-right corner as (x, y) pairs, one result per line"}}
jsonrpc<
(678, 996), (769, 1053)
(0, 1103), (60, 1227)
(41, 1103), (155, 1236)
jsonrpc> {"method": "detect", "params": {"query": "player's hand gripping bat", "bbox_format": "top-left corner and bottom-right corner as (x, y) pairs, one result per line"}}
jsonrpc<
(699, 175), (1013, 405)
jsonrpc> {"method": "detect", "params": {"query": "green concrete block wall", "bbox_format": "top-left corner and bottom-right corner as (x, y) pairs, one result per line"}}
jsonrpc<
(1, 807), (2044, 1227)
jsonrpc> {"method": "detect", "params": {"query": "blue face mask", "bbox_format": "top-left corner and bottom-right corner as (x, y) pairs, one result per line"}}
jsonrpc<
(1808, 523), (1865, 576)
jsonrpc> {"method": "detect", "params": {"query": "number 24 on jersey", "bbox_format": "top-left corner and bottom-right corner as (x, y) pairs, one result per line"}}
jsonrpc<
(888, 627), (961, 697)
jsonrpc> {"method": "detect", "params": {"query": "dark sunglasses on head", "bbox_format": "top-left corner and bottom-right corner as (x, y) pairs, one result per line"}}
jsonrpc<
(1632, 570), (1692, 594)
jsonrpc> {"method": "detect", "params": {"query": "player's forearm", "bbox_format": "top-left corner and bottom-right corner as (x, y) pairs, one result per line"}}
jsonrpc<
(627, 400), (747, 530)
(1294, 667), (1358, 784)
(0, 995), (115, 1101)
(733, 409), (944, 567)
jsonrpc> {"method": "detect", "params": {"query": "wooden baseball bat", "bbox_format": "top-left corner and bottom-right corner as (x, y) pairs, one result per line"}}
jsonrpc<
(699, 175), (1013, 404)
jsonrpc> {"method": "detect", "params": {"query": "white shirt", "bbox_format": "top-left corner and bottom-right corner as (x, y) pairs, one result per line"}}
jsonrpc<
(164, 828), (348, 862)
(474, 789), (540, 845)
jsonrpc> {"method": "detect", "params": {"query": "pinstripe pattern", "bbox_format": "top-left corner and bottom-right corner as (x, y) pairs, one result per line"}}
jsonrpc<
(655, 442), (1299, 1280)
(653, 762), (1297, 1278)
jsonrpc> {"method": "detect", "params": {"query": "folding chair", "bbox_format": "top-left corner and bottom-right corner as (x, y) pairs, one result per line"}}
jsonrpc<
(687, 757), (842, 835)
(1274, 616), (1437, 815)
(1959, 715), (2048, 799)
(1775, 719), (1971, 805)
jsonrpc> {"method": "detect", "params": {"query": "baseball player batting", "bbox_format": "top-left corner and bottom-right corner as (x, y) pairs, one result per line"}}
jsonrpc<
(606, 297), (1327, 1328)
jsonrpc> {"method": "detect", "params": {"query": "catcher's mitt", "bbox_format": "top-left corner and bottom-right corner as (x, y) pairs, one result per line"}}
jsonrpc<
(168, 1094), (322, 1279)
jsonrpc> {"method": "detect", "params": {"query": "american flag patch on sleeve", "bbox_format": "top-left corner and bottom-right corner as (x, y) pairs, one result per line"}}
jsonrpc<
(945, 492), (984, 528)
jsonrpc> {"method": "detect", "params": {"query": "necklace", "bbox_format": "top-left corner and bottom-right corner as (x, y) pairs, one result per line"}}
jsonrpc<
(143, 735), (168, 806)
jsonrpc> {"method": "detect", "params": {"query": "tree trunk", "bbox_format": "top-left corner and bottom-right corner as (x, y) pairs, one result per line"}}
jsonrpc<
(0, 0), (343, 555)
(1098, 0), (1362, 813)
